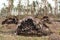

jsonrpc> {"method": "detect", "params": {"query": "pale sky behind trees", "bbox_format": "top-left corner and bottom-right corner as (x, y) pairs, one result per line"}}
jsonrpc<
(0, 0), (55, 10)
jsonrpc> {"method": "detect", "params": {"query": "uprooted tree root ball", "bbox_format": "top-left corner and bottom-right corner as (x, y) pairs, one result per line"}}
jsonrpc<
(16, 16), (53, 36)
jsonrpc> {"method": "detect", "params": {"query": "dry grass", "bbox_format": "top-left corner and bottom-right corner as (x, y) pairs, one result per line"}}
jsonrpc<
(0, 34), (49, 40)
(0, 16), (60, 40)
(0, 24), (49, 40)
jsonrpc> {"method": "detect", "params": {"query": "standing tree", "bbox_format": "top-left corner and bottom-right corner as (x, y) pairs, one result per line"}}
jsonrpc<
(27, 0), (29, 14)
(48, 3), (52, 14)
(1, 8), (6, 16)
(41, 0), (48, 16)
(55, 0), (58, 16)
(17, 0), (21, 15)
(7, 0), (14, 16)
(31, 1), (36, 16)
(1, 3), (7, 17)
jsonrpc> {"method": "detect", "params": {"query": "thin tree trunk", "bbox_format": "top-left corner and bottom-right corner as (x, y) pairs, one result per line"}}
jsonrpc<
(54, 0), (58, 17)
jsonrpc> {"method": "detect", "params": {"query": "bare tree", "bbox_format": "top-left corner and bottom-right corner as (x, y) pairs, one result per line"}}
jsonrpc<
(54, 0), (58, 16)
(41, 0), (48, 16)
(17, 0), (21, 15)
(48, 3), (52, 14)
(27, 0), (29, 14)
(1, 3), (7, 17)
(31, 1), (37, 16)
(7, 0), (14, 16)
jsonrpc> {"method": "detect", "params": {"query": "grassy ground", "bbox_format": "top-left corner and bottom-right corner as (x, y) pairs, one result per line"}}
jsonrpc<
(0, 34), (49, 40)
(0, 21), (49, 40)
(0, 24), (49, 40)
(0, 16), (60, 40)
